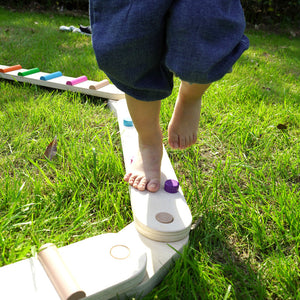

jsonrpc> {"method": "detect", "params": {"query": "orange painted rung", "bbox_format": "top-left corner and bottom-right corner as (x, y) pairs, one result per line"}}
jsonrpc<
(0, 65), (22, 73)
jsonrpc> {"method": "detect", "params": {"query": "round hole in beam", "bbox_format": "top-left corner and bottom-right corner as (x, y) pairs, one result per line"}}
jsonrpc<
(110, 245), (130, 260)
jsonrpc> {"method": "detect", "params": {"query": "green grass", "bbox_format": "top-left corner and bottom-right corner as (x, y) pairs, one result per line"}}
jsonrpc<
(0, 6), (299, 300)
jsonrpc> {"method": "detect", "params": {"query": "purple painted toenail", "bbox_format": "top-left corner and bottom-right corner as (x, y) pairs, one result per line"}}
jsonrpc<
(164, 179), (179, 193)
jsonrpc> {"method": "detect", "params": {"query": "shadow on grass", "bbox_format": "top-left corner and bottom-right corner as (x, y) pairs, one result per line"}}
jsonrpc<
(188, 213), (267, 299)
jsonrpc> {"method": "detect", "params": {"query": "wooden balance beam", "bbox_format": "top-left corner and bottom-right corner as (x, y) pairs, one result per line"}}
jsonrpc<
(0, 64), (124, 100)
(0, 64), (192, 299)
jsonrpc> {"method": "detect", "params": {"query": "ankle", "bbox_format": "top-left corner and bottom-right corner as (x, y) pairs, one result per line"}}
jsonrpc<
(178, 81), (210, 103)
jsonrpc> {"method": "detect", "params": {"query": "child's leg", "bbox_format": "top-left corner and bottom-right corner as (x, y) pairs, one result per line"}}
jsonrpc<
(123, 94), (163, 193)
(168, 81), (210, 149)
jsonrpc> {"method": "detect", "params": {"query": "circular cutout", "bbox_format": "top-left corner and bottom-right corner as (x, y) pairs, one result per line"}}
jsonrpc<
(155, 212), (174, 224)
(110, 245), (130, 260)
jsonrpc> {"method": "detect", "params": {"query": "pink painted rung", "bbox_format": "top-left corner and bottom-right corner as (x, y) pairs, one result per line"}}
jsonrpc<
(66, 75), (88, 86)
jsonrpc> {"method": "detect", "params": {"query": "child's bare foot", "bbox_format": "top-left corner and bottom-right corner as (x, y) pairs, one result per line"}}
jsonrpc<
(168, 97), (201, 149)
(168, 82), (210, 149)
(124, 138), (163, 192)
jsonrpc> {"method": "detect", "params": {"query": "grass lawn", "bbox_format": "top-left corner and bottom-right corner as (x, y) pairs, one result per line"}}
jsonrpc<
(0, 6), (299, 299)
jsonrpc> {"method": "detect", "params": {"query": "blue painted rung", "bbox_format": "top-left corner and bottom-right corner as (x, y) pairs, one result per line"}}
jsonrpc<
(40, 71), (62, 81)
(123, 118), (133, 127)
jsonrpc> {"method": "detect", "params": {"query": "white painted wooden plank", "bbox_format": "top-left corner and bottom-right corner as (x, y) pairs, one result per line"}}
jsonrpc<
(59, 232), (147, 299)
(0, 230), (147, 300)
(118, 223), (189, 299)
(0, 65), (124, 100)
(0, 256), (61, 299)
(0, 223), (188, 300)
(108, 99), (192, 242)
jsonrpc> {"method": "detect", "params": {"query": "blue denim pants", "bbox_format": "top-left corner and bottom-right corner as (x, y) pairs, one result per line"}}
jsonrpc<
(90, 0), (249, 101)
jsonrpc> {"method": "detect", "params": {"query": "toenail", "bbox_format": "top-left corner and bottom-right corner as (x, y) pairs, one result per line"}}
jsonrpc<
(148, 183), (160, 192)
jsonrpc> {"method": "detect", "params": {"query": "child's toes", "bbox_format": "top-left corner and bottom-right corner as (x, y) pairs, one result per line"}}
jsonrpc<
(168, 133), (179, 149)
(133, 176), (143, 190)
(123, 172), (132, 182)
(179, 135), (187, 149)
(128, 174), (138, 185)
(137, 177), (148, 191)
